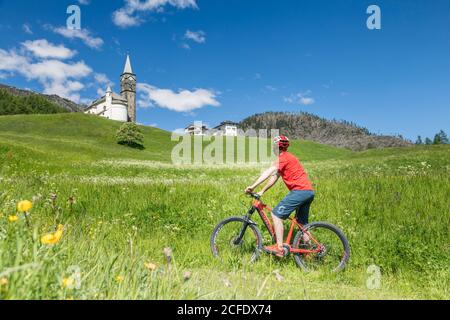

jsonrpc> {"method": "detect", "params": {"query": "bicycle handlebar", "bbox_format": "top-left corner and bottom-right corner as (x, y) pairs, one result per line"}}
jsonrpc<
(247, 192), (261, 200)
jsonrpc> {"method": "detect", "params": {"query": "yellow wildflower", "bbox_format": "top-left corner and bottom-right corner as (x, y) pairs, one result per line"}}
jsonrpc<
(8, 215), (19, 223)
(61, 277), (75, 289)
(144, 262), (157, 271)
(41, 224), (64, 245)
(0, 277), (8, 286)
(17, 200), (33, 213)
(115, 275), (124, 283)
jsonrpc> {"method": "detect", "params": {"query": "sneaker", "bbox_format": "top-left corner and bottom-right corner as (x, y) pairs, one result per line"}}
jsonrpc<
(264, 244), (284, 258)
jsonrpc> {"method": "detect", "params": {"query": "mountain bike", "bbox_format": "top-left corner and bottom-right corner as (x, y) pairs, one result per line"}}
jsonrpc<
(210, 193), (350, 272)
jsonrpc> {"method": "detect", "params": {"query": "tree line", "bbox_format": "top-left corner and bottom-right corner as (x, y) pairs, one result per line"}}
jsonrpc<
(0, 89), (68, 116)
(415, 130), (449, 145)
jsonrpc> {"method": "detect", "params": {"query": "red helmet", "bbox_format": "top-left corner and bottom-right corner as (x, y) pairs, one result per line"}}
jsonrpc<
(273, 135), (290, 150)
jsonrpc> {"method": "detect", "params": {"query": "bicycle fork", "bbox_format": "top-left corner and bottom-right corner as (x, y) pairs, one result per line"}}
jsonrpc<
(233, 207), (257, 245)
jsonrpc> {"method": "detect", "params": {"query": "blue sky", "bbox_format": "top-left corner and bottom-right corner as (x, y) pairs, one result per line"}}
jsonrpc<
(0, 0), (449, 140)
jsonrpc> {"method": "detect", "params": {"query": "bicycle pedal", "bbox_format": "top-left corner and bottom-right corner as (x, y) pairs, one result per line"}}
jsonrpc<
(263, 248), (284, 258)
(282, 244), (291, 257)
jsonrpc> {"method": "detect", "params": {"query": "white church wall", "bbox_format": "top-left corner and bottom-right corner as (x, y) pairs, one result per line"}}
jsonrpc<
(97, 103), (106, 115)
(110, 105), (128, 122)
(104, 107), (112, 120)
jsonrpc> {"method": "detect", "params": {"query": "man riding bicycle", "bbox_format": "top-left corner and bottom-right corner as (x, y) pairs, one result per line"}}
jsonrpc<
(245, 135), (315, 257)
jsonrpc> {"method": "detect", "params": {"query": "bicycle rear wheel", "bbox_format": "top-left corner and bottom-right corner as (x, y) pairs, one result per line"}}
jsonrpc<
(210, 216), (263, 266)
(293, 222), (350, 272)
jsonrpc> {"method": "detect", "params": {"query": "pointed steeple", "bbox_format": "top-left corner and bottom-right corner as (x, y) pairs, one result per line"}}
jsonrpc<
(123, 54), (133, 74)
(120, 53), (137, 123)
(106, 85), (112, 93)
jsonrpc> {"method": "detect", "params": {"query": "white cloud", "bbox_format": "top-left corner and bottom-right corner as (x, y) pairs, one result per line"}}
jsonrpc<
(0, 46), (92, 102)
(322, 81), (333, 89)
(113, 0), (198, 28)
(180, 42), (191, 50)
(184, 30), (206, 44)
(22, 23), (33, 34)
(43, 80), (85, 102)
(26, 60), (91, 82)
(47, 25), (104, 50)
(0, 49), (29, 71)
(26, 60), (92, 102)
(113, 9), (142, 28)
(299, 96), (315, 105)
(284, 90), (315, 106)
(97, 88), (106, 96)
(137, 83), (220, 112)
(94, 73), (113, 85)
(265, 85), (277, 92)
(22, 39), (76, 60)
(94, 73), (114, 97)
(78, 0), (90, 4)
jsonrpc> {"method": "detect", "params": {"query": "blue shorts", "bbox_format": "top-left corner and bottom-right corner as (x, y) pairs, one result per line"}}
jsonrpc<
(272, 190), (315, 224)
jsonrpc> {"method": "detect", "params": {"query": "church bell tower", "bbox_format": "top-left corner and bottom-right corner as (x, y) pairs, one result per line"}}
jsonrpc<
(120, 54), (137, 123)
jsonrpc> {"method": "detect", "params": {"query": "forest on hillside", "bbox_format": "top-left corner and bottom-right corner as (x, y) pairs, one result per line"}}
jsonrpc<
(239, 112), (412, 151)
(0, 89), (69, 116)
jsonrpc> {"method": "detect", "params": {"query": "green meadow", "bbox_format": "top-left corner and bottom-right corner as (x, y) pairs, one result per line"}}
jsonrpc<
(0, 113), (449, 299)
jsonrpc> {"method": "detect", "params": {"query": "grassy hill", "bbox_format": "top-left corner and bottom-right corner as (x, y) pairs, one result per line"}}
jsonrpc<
(0, 114), (449, 300)
(0, 113), (352, 166)
(0, 113), (174, 164)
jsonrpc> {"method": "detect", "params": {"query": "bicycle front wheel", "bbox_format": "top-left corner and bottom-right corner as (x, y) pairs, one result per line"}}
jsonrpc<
(210, 216), (263, 266)
(293, 222), (350, 272)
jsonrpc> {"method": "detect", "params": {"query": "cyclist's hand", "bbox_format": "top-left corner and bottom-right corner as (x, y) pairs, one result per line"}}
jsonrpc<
(245, 186), (254, 194)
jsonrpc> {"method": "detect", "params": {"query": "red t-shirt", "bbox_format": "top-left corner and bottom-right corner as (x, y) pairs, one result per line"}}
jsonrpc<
(276, 152), (313, 191)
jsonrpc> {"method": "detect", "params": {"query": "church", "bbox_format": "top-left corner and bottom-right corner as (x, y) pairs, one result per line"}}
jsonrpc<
(85, 55), (137, 123)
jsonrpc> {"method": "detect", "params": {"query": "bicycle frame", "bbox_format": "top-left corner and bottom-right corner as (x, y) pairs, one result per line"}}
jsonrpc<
(244, 197), (323, 255)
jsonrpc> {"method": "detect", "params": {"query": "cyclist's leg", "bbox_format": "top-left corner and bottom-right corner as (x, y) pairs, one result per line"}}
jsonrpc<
(295, 191), (315, 242)
(269, 192), (304, 253)
(295, 191), (315, 226)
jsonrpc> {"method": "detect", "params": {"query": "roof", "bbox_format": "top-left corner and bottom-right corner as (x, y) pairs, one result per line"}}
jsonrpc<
(213, 121), (239, 129)
(123, 54), (133, 74)
(87, 92), (128, 109)
(111, 92), (128, 102)
(185, 123), (208, 130)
